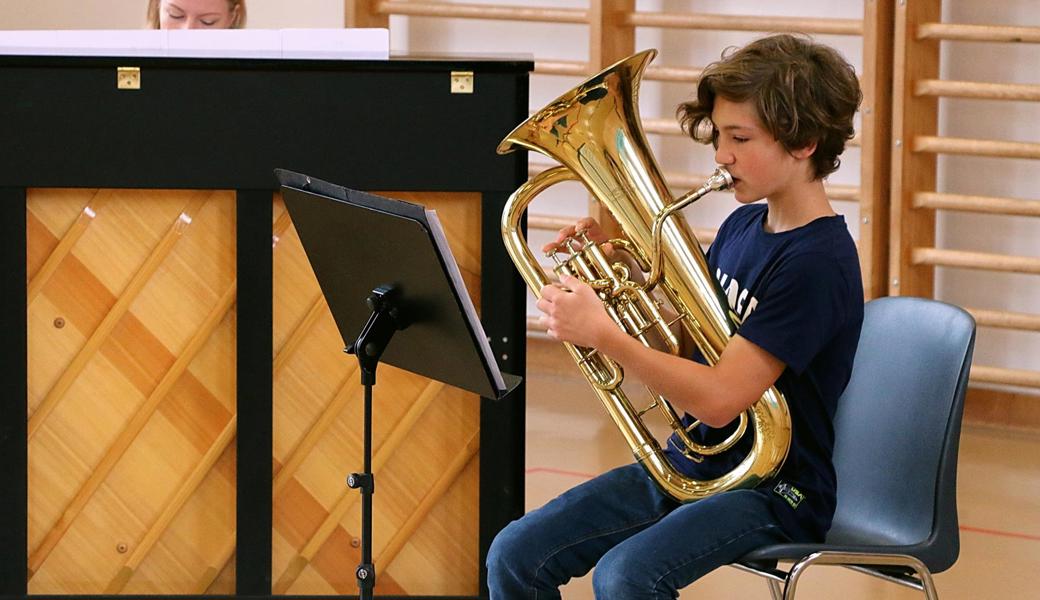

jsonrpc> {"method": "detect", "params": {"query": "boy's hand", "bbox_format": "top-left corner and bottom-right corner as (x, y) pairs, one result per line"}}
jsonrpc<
(537, 274), (617, 349)
(541, 217), (614, 256)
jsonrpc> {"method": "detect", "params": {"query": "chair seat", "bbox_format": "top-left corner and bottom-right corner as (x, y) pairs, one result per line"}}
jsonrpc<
(729, 297), (975, 599)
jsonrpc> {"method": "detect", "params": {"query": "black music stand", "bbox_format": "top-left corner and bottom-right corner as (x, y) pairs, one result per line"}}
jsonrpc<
(276, 169), (521, 600)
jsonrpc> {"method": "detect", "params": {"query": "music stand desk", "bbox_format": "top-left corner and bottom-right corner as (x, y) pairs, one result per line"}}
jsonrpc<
(278, 169), (521, 598)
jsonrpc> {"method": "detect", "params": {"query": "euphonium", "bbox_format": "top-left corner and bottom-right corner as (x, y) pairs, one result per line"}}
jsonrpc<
(497, 49), (791, 503)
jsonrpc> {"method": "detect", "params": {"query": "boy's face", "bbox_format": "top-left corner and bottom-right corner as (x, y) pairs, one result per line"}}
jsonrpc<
(710, 97), (813, 205)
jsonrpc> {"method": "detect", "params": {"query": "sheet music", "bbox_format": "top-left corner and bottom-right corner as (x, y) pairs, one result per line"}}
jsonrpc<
(425, 209), (507, 392)
(0, 29), (389, 60)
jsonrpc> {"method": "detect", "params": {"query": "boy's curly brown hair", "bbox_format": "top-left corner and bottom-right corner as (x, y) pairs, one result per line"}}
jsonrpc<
(677, 34), (862, 180)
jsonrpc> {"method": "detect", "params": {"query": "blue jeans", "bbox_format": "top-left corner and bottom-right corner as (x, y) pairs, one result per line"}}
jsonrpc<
(486, 464), (793, 599)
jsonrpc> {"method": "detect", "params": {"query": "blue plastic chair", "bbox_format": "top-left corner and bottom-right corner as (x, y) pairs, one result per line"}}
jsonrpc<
(734, 296), (976, 600)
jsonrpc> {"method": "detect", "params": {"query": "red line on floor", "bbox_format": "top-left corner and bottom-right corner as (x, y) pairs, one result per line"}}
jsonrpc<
(960, 525), (1040, 542)
(526, 466), (596, 480)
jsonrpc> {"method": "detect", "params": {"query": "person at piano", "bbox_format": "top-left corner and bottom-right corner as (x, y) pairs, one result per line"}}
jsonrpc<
(146, 0), (246, 29)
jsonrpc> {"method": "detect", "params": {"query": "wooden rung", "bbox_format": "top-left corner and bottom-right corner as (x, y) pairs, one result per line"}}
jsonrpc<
(691, 228), (717, 245)
(272, 363), (359, 496)
(375, 0), (587, 23)
(913, 192), (1040, 217)
(271, 206), (295, 247)
(827, 184), (862, 202)
(964, 307), (1040, 332)
(194, 535), (236, 594)
(641, 118), (861, 148)
(28, 193), (107, 304)
(105, 416), (237, 593)
(660, 170), (720, 190)
(273, 294), (327, 375)
(534, 59), (589, 77)
(970, 365), (1040, 388)
(912, 247), (1040, 275)
(642, 117), (684, 136)
(913, 135), (1040, 160)
(28, 281), (236, 577)
(528, 214), (580, 232)
(527, 212), (717, 244)
(526, 163), (557, 178)
(917, 22), (1040, 44)
(644, 65), (703, 83)
(915, 79), (1040, 102)
(28, 196), (209, 440)
(375, 429), (480, 572)
(624, 11), (861, 35)
(272, 379), (444, 594)
(625, 11), (862, 36)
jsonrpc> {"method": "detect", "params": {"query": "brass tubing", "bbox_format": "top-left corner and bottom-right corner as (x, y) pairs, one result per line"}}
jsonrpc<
(498, 49), (790, 502)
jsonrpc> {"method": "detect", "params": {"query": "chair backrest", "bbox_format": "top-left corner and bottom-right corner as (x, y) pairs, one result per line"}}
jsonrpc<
(825, 296), (975, 573)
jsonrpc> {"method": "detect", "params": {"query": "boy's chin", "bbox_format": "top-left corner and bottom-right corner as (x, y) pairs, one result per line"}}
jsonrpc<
(733, 191), (763, 204)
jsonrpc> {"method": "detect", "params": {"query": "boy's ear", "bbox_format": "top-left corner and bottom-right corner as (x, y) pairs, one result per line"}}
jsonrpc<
(791, 140), (818, 160)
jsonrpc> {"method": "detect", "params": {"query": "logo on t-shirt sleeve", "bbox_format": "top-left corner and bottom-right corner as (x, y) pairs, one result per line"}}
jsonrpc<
(773, 482), (805, 510)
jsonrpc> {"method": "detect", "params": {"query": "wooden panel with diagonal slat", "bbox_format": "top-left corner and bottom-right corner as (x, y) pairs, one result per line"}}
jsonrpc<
(26, 188), (237, 594)
(272, 191), (482, 596)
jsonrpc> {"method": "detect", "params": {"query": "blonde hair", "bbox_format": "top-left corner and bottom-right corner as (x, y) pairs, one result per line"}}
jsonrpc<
(146, 0), (247, 29)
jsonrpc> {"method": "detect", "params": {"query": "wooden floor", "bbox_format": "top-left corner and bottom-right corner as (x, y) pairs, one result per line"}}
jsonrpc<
(523, 338), (1040, 599)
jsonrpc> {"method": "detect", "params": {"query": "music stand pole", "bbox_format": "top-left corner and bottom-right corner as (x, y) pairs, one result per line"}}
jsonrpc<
(344, 284), (406, 600)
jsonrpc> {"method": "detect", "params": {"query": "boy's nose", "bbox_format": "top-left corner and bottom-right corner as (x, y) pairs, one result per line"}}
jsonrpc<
(714, 147), (734, 165)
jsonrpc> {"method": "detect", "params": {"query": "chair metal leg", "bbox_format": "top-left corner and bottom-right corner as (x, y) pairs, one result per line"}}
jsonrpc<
(783, 552), (938, 600)
(766, 578), (783, 600)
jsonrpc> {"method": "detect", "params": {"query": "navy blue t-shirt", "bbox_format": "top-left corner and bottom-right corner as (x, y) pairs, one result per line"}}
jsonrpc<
(662, 203), (863, 541)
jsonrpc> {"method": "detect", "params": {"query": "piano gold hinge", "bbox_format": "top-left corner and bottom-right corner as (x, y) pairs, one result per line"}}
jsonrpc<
(450, 71), (473, 94)
(117, 67), (141, 90)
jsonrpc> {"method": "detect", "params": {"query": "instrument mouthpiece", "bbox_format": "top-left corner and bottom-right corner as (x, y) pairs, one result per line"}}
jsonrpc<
(708, 167), (734, 192)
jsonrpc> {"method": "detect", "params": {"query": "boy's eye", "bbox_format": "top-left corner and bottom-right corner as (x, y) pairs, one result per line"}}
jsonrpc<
(733, 136), (749, 143)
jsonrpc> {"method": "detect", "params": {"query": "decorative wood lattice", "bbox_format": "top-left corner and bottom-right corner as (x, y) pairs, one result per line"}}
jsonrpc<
(27, 188), (484, 594)
(27, 188), (237, 594)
